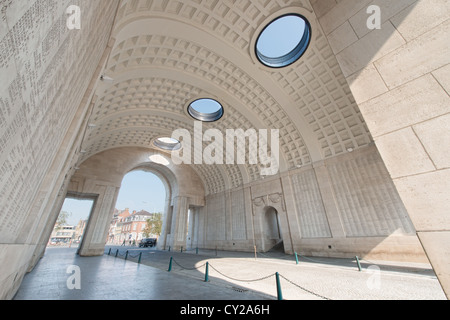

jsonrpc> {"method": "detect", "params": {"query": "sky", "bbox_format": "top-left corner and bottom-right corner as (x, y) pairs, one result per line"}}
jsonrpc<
(257, 15), (306, 58)
(60, 198), (94, 226)
(60, 170), (166, 226)
(114, 170), (166, 213)
(191, 98), (223, 113)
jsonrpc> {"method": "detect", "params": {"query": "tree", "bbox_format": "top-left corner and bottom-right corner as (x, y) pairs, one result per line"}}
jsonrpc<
(55, 211), (71, 230)
(143, 213), (163, 237)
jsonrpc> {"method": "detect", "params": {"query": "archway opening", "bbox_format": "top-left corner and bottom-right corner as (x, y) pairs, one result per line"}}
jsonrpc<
(263, 206), (284, 252)
(48, 197), (95, 248)
(109, 170), (166, 247)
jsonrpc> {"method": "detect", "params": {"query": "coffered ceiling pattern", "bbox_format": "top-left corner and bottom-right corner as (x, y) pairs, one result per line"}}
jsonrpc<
(80, 0), (373, 195)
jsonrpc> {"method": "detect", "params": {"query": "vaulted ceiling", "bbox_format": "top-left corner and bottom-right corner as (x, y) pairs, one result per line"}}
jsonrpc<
(79, 0), (372, 195)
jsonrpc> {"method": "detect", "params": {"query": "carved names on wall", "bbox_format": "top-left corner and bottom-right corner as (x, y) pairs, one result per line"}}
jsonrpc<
(0, 0), (117, 241)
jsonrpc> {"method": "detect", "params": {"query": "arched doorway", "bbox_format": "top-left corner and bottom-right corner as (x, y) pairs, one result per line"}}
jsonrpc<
(65, 147), (205, 256)
(263, 206), (283, 252)
(48, 195), (95, 249)
(111, 170), (166, 246)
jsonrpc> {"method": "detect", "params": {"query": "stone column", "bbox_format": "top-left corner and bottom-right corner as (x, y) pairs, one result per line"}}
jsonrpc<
(243, 186), (255, 246)
(251, 196), (265, 252)
(186, 208), (195, 249)
(78, 185), (119, 256)
(158, 196), (173, 250)
(169, 196), (189, 250)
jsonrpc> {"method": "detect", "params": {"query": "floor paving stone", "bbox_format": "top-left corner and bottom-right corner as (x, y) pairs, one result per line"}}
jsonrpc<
(13, 246), (446, 301)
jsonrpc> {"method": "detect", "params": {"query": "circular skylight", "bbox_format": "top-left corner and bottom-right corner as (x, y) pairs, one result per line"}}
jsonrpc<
(154, 137), (181, 151)
(188, 98), (224, 122)
(149, 154), (170, 166)
(256, 14), (311, 68)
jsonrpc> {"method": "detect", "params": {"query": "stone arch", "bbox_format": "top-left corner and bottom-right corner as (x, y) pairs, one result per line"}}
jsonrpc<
(252, 190), (291, 253)
(65, 146), (205, 256)
(263, 206), (282, 242)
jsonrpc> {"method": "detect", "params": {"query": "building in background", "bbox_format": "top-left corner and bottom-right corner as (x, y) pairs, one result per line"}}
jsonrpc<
(49, 226), (75, 245)
(108, 209), (157, 245)
(48, 219), (88, 246)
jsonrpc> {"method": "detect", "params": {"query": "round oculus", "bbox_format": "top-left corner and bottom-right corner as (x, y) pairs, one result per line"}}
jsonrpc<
(256, 14), (311, 68)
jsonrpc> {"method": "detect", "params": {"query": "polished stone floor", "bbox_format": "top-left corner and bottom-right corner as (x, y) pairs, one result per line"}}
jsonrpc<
(13, 246), (446, 300)
(13, 247), (270, 300)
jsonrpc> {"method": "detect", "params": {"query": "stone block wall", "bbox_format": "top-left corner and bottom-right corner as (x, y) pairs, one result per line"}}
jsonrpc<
(0, 0), (119, 299)
(195, 145), (424, 261)
(311, 0), (450, 297)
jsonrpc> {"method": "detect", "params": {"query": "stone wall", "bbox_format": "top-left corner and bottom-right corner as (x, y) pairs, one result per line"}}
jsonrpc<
(1, 0), (447, 300)
(195, 145), (424, 261)
(0, 0), (119, 299)
(311, 0), (450, 298)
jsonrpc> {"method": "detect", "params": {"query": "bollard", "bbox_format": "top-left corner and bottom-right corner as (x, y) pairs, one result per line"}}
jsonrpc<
(168, 257), (173, 272)
(355, 256), (362, 272)
(125, 250), (128, 260)
(138, 252), (142, 264)
(196, 247), (199, 255)
(115, 249), (119, 257)
(108, 248), (111, 255)
(204, 262), (210, 282)
(295, 252), (299, 265)
(168, 246), (171, 252)
(181, 246), (183, 253)
(275, 272), (283, 300)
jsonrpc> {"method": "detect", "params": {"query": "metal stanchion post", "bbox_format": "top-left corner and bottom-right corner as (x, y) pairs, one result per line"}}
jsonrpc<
(275, 272), (283, 300)
(204, 262), (209, 282)
(355, 256), (362, 271)
(168, 257), (173, 272)
(295, 252), (299, 265)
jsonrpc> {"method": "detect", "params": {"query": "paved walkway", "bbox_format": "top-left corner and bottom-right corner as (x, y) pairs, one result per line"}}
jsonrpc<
(13, 245), (446, 300)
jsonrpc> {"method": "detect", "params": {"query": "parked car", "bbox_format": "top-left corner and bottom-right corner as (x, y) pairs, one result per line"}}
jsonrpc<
(139, 238), (157, 247)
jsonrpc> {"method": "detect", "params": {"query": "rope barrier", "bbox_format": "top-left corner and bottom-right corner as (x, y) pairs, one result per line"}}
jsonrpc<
(208, 263), (275, 283)
(172, 258), (207, 271)
(278, 274), (332, 300)
(104, 248), (359, 300)
(295, 253), (372, 272)
(127, 252), (142, 258)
